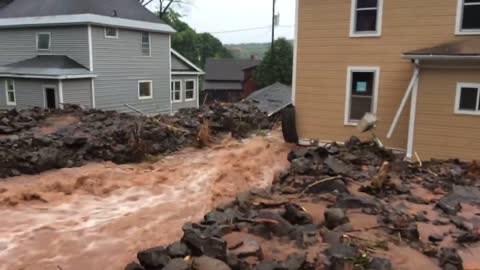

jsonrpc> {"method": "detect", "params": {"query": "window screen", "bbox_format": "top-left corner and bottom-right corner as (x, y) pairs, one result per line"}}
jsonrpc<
(349, 71), (375, 121)
(462, 0), (480, 30)
(37, 33), (51, 50)
(142, 32), (150, 56)
(185, 80), (195, 100)
(139, 81), (152, 98)
(354, 0), (379, 32)
(171, 81), (182, 102)
(458, 87), (479, 111)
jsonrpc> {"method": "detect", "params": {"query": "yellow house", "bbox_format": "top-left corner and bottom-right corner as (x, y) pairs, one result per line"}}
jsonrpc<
(293, 0), (480, 161)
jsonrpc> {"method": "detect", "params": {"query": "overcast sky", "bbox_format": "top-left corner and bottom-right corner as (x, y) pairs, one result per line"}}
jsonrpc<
(179, 0), (295, 44)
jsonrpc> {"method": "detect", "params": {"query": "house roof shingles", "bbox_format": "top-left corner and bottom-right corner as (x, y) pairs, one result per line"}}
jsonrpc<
(0, 0), (164, 24)
(0, 55), (94, 77)
(245, 82), (292, 116)
(204, 59), (260, 81)
(404, 38), (480, 58)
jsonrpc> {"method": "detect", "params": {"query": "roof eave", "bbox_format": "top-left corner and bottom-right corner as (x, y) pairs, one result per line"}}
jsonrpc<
(403, 54), (480, 60)
(0, 73), (98, 79)
(0, 14), (176, 33)
(171, 49), (204, 73)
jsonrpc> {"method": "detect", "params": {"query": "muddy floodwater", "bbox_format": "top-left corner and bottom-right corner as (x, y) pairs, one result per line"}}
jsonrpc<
(0, 133), (292, 270)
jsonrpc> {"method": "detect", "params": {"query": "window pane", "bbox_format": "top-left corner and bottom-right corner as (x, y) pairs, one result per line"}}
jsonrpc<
(462, 5), (480, 29)
(351, 72), (374, 96)
(7, 80), (14, 91)
(142, 33), (149, 43)
(464, 0), (480, 3)
(175, 81), (181, 89)
(186, 81), (194, 90)
(357, 0), (377, 8)
(106, 28), (117, 37)
(356, 10), (377, 32)
(350, 96), (372, 120)
(459, 87), (478, 110)
(7, 91), (15, 102)
(175, 92), (180, 100)
(37, 34), (50, 50)
(139, 82), (151, 97)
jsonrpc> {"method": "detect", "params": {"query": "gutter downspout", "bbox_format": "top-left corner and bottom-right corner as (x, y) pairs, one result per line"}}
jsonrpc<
(386, 60), (420, 159)
(58, 79), (64, 109)
(169, 34), (173, 115)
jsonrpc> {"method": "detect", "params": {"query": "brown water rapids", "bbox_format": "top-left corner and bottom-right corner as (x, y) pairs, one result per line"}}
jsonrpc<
(0, 133), (292, 270)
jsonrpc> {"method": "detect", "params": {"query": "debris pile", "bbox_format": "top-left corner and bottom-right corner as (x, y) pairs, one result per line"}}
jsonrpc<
(0, 102), (272, 178)
(128, 137), (480, 270)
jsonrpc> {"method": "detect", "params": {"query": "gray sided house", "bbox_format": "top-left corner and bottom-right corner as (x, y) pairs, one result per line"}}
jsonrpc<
(171, 49), (204, 111)
(0, 0), (203, 114)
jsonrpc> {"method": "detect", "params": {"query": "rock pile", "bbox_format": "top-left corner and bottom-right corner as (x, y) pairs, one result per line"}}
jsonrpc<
(128, 137), (480, 270)
(0, 102), (272, 178)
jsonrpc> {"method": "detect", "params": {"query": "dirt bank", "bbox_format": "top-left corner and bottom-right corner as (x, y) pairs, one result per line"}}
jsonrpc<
(0, 132), (292, 270)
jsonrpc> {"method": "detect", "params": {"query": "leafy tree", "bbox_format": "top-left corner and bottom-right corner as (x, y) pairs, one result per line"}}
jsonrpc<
(163, 10), (232, 68)
(255, 38), (293, 88)
(139, 0), (188, 18)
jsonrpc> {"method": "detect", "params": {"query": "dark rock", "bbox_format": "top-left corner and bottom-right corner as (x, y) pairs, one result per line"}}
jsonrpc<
(163, 258), (190, 270)
(437, 185), (480, 215)
(284, 203), (314, 225)
(457, 231), (480, 243)
(295, 225), (320, 248)
(229, 238), (263, 259)
(439, 248), (463, 270)
(250, 224), (273, 240)
(255, 260), (284, 270)
(137, 246), (170, 270)
(325, 243), (359, 270)
(285, 253), (306, 270)
(124, 262), (145, 270)
(415, 211), (430, 222)
(256, 210), (294, 237)
(324, 156), (351, 176)
(324, 208), (349, 229)
(334, 194), (379, 209)
(182, 223), (227, 259)
(192, 256), (231, 270)
(369, 257), (392, 270)
(291, 157), (313, 174)
(304, 178), (348, 194)
(166, 241), (191, 258)
(429, 233), (444, 242)
(204, 210), (230, 225)
(400, 223), (420, 241)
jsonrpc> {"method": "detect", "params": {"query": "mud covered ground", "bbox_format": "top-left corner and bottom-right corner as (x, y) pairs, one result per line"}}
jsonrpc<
(127, 137), (480, 270)
(0, 133), (292, 270)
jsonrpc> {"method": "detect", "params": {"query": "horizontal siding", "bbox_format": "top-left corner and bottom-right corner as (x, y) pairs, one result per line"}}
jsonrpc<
(63, 79), (92, 108)
(414, 69), (480, 161)
(295, 0), (472, 149)
(92, 26), (170, 114)
(171, 75), (199, 111)
(0, 78), (58, 110)
(172, 54), (193, 71)
(0, 26), (89, 68)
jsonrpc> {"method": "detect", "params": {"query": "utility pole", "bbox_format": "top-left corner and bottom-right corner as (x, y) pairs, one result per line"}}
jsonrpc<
(271, 0), (276, 53)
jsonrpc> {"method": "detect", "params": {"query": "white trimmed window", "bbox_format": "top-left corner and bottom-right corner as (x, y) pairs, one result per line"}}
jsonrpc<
(141, 32), (151, 56)
(171, 80), (182, 102)
(455, 83), (480, 115)
(138, 80), (153, 99)
(345, 67), (380, 125)
(105, 27), (119, 38)
(36, 32), (51, 51)
(5, 79), (16, 106)
(456, 0), (480, 34)
(350, 0), (383, 37)
(185, 80), (195, 101)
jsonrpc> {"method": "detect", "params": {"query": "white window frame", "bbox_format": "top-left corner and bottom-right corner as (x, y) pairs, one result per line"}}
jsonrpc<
(344, 66), (380, 126)
(350, 0), (383, 37)
(455, 0), (480, 35)
(455, 82), (480, 115)
(171, 79), (182, 103)
(138, 80), (153, 100)
(104, 27), (119, 39)
(184, 79), (196, 101)
(36, 32), (51, 51)
(141, 32), (151, 57)
(5, 79), (16, 106)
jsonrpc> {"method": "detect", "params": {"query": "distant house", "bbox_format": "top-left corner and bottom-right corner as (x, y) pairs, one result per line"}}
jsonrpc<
(0, 0), (203, 114)
(293, 0), (480, 161)
(203, 58), (260, 103)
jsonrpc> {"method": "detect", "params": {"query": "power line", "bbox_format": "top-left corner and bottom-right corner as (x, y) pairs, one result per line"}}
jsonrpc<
(209, 25), (293, 35)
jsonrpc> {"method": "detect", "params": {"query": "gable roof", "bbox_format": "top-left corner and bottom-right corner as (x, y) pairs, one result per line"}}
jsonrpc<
(245, 82), (292, 116)
(0, 55), (95, 79)
(171, 49), (204, 74)
(0, 0), (175, 33)
(404, 38), (480, 60)
(204, 59), (260, 81)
